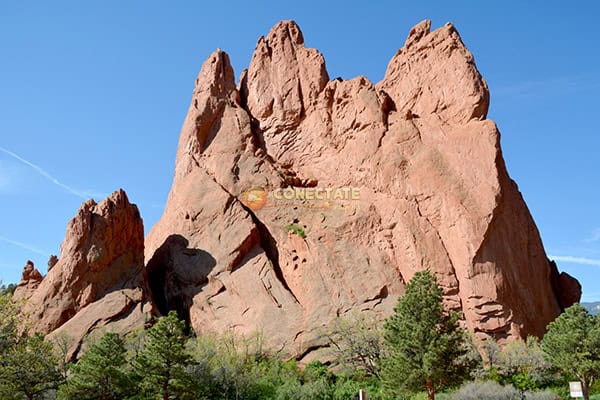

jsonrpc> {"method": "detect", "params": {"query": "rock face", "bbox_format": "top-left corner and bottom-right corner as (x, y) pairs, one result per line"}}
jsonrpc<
(14, 189), (154, 358)
(145, 20), (579, 359)
(12, 260), (43, 303)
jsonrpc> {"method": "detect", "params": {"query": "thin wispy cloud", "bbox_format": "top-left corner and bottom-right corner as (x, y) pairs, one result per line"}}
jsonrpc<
(0, 234), (48, 257)
(549, 255), (600, 267)
(584, 228), (600, 244)
(0, 145), (98, 200)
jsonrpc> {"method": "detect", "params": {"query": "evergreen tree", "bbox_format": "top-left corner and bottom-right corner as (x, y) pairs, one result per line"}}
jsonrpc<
(57, 332), (134, 400)
(381, 270), (471, 400)
(542, 304), (600, 400)
(0, 289), (19, 354)
(0, 333), (63, 400)
(135, 311), (194, 400)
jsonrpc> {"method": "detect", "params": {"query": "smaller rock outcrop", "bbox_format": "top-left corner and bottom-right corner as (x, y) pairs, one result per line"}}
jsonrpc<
(14, 189), (155, 359)
(20, 260), (43, 283)
(549, 260), (582, 310)
(12, 260), (43, 302)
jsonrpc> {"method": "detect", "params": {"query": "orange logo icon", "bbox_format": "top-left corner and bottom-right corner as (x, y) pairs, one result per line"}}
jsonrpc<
(240, 187), (267, 210)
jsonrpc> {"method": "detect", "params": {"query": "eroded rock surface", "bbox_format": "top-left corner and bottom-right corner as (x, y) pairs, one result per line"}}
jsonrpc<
(142, 20), (579, 358)
(12, 260), (43, 303)
(14, 190), (154, 358)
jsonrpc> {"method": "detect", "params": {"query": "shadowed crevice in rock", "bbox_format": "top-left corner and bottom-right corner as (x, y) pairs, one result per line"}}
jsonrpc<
(146, 234), (216, 326)
(238, 203), (301, 304)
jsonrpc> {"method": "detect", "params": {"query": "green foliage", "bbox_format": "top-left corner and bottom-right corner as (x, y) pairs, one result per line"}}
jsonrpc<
(332, 375), (386, 400)
(381, 270), (473, 399)
(186, 331), (262, 399)
(57, 332), (134, 400)
(326, 313), (384, 377)
(0, 289), (19, 354)
(285, 224), (306, 238)
(0, 333), (63, 400)
(542, 304), (600, 400)
(0, 283), (16, 297)
(592, 379), (600, 395)
(485, 336), (555, 391)
(303, 361), (331, 383)
(134, 311), (194, 400)
(451, 380), (563, 400)
(8, 298), (584, 400)
(274, 378), (333, 400)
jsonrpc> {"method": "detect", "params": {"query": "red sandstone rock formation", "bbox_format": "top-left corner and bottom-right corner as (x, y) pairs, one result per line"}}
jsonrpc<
(145, 20), (580, 360)
(14, 189), (154, 358)
(12, 260), (43, 303)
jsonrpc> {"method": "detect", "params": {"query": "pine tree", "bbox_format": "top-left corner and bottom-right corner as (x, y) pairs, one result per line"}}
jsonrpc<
(135, 311), (194, 400)
(542, 304), (600, 400)
(0, 333), (63, 400)
(381, 270), (471, 400)
(57, 332), (134, 400)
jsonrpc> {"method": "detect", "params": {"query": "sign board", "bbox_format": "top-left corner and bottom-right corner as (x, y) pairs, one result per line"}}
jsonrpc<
(358, 389), (367, 400)
(569, 381), (584, 398)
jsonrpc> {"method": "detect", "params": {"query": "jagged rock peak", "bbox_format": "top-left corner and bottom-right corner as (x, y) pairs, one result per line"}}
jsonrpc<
(264, 20), (305, 46)
(404, 19), (432, 48)
(241, 19), (329, 132)
(378, 19), (490, 124)
(174, 49), (243, 179)
(15, 189), (152, 345)
(192, 49), (237, 96)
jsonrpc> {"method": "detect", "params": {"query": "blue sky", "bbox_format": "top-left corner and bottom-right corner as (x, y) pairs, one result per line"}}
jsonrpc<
(0, 2), (598, 301)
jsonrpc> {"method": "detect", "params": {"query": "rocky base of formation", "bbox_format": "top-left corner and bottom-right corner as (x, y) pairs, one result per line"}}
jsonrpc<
(13, 20), (580, 360)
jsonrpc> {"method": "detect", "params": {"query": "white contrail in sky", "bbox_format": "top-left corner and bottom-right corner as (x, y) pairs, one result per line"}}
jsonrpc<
(0, 235), (48, 257)
(549, 255), (600, 267)
(0, 145), (88, 200)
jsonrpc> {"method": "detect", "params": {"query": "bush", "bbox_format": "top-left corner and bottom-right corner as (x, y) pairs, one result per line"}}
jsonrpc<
(275, 378), (333, 400)
(285, 224), (306, 238)
(332, 375), (386, 400)
(453, 381), (519, 400)
(452, 381), (561, 400)
(326, 313), (384, 377)
(524, 391), (561, 400)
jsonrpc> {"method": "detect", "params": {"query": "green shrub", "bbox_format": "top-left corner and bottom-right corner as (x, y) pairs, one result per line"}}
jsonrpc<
(275, 378), (333, 400)
(285, 224), (307, 238)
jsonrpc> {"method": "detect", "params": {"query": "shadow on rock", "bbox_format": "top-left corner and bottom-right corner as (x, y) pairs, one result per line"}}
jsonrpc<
(146, 234), (216, 326)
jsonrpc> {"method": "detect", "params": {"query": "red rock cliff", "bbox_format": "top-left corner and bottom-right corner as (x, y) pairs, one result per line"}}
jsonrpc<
(14, 189), (154, 358)
(142, 20), (579, 360)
